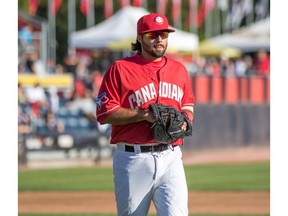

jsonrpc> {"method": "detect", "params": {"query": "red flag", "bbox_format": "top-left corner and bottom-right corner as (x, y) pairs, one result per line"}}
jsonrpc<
(119, 0), (130, 8)
(157, 0), (167, 15)
(80, 0), (91, 16)
(104, 0), (113, 19)
(132, 0), (143, 7)
(171, 0), (181, 27)
(50, 0), (62, 15)
(29, 0), (39, 16)
(197, 0), (215, 27)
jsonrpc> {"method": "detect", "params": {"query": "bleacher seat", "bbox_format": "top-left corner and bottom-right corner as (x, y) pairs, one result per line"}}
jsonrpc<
(56, 107), (69, 117)
(65, 117), (79, 131)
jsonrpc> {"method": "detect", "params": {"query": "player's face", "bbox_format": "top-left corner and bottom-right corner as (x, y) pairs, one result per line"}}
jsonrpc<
(139, 31), (169, 61)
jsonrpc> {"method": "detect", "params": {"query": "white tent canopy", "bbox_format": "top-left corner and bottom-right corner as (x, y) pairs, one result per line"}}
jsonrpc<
(70, 6), (199, 52)
(209, 17), (270, 53)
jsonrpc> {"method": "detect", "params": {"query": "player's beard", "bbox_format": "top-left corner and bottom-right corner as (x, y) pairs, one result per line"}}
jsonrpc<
(142, 40), (168, 58)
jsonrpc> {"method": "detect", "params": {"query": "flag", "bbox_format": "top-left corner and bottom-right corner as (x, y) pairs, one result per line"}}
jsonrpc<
(197, 0), (216, 27)
(119, 0), (130, 8)
(226, 0), (255, 29)
(255, 0), (269, 21)
(104, 0), (113, 19)
(242, 0), (254, 25)
(80, 0), (91, 16)
(132, 0), (143, 7)
(50, 0), (62, 15)
(171, 0), (181, 27)
(188, 0), (198, 29)
(81, 0), (94, 27)
(242, 0), (253, 16)
(157, 0), (167, 15)
(29, 0), (39, 16)
(217, 0), (228, 33)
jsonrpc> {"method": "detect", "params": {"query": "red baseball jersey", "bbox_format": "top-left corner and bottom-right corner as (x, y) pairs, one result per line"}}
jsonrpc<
(96, 54), (195, 145)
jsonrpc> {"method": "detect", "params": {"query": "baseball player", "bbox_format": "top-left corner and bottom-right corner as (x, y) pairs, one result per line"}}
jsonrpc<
(96, 13), (195, 216)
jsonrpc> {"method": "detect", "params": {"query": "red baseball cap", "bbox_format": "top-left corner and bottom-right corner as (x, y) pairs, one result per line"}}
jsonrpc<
(137, 13), (175, 35)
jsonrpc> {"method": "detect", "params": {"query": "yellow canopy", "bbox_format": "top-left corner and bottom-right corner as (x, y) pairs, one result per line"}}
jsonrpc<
(108, 38), (182, 54)
(18, 74), (74, 88)
(197, 40), (242, 58)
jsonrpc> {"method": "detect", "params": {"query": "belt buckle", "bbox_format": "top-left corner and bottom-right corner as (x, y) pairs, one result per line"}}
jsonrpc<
(149, 145), (155, 152)
(147, 145), (157, 152)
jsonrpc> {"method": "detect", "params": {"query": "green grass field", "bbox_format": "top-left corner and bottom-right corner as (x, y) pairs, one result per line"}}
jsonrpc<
(19, 162), (270, 192)
(19, 162), (270, 216)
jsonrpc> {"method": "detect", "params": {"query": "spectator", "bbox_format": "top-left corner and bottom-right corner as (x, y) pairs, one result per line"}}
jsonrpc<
(18, 104), (31, 165)
(47, 87), (60, 113)
(255, 49), (270, 76)
(194, 56), (207, 75)
(207, 57), (221, 76)
(220, 55), (235, 77)
(55, 64), (64, 74)
(75, 59), (89, 81)
(19, 24), (33, 47)
(18, 83), (28, 105)
(72, 79), (86, 99)
(67, 89), (96, 121)
(91, 69), (103, 96)
(18, 52), (30, 73)
(44, 109), (65, 133)
(25, 51), (46, 76)
(63, 54), (79, 79)
(31, 51), (46, 77)
(234, 58), (247, 77)
(47, 58), (56, 74)
(243, 55), (256, 76)
(18, 105), (31, 135)
(25, 82), (48, 116)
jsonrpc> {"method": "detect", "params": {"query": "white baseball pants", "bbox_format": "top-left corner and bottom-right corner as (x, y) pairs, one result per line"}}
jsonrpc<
(113, 144), (188, 216)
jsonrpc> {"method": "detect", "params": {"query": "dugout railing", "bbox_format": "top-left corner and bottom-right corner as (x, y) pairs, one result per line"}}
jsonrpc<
(190, 75), (270, 104)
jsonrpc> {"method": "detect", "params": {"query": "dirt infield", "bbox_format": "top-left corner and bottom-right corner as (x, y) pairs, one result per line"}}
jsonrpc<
(19, 146), (270, 214)
(18, 191), (269, 214)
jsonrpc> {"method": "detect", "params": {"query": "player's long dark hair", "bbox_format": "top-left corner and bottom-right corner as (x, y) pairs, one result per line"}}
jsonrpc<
(131, 37), (142, 53)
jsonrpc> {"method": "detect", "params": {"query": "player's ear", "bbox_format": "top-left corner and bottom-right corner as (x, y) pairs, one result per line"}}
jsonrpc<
(137, 34), (142, 43)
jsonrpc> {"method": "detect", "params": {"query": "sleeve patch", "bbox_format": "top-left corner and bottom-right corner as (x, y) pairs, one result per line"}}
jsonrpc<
(96, 92), (109, 110)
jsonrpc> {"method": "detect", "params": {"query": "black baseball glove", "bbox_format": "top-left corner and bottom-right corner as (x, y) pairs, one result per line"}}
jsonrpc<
(149, 103), (193, 144)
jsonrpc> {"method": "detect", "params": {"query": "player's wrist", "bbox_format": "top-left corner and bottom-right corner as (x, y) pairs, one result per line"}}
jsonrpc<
(183, 110), (194, 124)
(140, 108), (154, 123)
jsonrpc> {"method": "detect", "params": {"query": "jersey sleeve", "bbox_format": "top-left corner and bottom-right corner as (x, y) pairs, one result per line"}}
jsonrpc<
(96, 62), (121, 124)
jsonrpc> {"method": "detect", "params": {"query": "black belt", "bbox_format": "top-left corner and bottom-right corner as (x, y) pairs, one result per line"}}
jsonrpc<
(124, 144), (174, 153)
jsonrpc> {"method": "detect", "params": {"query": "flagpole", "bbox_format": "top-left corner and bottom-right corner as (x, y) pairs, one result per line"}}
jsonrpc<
(68, 0), (76, 52)
(214, 2), (221, 36)
(194, 0), (198, 36)
(218, 0), (229, 34)
(204, 3), (212, 38)
(87, 0), (95, 28)
(48, 0), (56, 65)
(221, 5), (227, 33)
(189, 0), (198, 36)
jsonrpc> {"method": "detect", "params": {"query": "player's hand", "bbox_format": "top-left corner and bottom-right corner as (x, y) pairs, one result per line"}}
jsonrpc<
(143, 109), (155, 123)
(181, 121), (187, 131)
